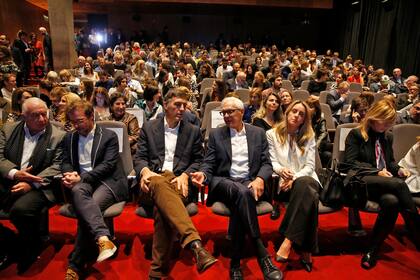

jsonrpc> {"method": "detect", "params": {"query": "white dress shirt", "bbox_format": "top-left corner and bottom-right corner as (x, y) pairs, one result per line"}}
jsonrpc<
(8, 125), (46, 183)
(162, 118), (180, 172)
(78, 125), (95, 174)
(229, 124), (250, 179)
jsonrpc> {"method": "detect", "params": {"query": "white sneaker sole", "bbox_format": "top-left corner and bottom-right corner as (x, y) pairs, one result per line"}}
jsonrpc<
(96, 246), (117, 262)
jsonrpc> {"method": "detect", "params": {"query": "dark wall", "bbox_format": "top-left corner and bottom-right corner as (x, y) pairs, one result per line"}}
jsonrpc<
(335, 0), (420, 76)
(0, 0), (47, 42)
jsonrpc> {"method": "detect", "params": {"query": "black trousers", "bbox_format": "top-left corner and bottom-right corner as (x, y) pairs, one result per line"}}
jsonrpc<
(7, 189), (52, 258)
(212, 177), (261, 261)
(278, 176), (320, 253)
(362, 176), (417, 251)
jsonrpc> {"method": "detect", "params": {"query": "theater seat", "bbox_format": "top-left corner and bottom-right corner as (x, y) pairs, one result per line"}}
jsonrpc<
(211, 201), (273, 217)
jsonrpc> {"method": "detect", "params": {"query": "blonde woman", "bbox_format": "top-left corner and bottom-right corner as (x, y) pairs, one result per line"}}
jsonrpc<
(58, 92), (81, 131)
(343, 99), (420, 269)
(267, 100), (320, 272)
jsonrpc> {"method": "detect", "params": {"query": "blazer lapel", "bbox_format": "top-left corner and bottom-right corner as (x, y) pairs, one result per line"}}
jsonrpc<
(245, 124), (254, 167)
(154, 118), (165, 168)
(91, 126), (102, 167)
(28, 123), (52, 172)
(173, 121), (186, 171)
(71, 132), (80, 173)
(222, 126), (232, 162)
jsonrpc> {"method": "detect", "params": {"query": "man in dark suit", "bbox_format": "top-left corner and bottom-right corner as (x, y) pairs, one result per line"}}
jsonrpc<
(61, 101), (128, 279)
(191, 97), (282, 280)
(12, 30), (32, 85)
(134, 89), (217, 279)
(0, 97), (65, 272)
(327, 81), (349, 123)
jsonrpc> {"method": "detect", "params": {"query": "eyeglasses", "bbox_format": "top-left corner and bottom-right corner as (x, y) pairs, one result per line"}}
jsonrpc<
(219, 109), (238, 116)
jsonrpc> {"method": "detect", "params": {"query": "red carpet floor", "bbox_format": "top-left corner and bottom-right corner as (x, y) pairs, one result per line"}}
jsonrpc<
(0, 204), (419, 279)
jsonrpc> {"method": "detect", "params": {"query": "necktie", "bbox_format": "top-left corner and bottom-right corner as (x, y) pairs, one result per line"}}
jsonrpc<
(375, 139), (386, 170)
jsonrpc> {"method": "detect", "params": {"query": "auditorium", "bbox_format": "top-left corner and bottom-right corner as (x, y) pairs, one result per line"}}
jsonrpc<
(0, 0), (419, 279)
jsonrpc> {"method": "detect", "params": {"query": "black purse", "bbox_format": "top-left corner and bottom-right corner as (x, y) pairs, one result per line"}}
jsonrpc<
(341, 167), (377, 208)
(319, 160), (344, 208)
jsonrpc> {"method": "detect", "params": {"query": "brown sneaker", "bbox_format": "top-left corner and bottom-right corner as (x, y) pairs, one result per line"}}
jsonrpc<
(190, 241), (218, 273)
(97, 239), (117, 262)
(65, 267), (79, 280)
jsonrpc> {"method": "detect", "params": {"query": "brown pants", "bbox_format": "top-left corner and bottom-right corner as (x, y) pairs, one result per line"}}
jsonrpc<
(140, 171), (201, 278)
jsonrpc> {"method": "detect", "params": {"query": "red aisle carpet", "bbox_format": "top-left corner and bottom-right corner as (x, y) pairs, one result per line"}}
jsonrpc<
(0, 204), (419, 280)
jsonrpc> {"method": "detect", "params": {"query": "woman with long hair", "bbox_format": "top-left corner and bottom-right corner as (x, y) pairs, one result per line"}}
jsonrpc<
(251, 92), (282, 131)
(343, 99), (420, 269)
(200, 79), (227, 113)
(267, 100), (321, 272)
(58, 92), (81, 131)
(91, 86), (110, 121)
(279, 89), (293, 114)
(243, 87), (262, 123)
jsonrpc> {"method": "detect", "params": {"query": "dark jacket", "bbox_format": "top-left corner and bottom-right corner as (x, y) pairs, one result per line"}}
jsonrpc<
(200, 124), (273, 205)
(61, 125), (128, 202)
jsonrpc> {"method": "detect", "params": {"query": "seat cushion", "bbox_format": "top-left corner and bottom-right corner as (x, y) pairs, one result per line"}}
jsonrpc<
(135, 202), (198, 219)
(211, 201), (273, 217)
(59, 201), (126, 219)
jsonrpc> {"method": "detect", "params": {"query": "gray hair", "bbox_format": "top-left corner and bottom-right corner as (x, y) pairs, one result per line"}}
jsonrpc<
(22, 97), (48, 114)
(221, 96), (244, 110)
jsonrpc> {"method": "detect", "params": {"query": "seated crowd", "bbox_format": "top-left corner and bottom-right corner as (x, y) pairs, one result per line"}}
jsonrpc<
(0, 36), (419, 280)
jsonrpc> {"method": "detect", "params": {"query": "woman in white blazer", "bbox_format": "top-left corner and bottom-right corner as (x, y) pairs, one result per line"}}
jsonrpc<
(398, 138), (420, 196)
(266, 100), (321, 272)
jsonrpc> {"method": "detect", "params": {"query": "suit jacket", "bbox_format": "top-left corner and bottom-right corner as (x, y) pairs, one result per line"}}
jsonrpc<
(201, 124), (273, 205)
(343, 127), (400, 176)
(133, 117), (203, 200)
(0, 121), (65, 203)
(327, 90), (347, 115)
(61, 125), (128, 202)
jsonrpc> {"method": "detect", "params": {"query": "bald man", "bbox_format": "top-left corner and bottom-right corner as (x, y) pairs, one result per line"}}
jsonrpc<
(0, 97), (65, 272)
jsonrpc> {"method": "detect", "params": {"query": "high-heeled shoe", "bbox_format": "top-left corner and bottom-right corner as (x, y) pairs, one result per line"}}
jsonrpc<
(300, 258), (313, 272)
(270, 204), (281, 220)
(361, 251), (378, 270)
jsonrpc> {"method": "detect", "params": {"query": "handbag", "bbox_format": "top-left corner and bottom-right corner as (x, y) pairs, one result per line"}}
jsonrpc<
(341, 166), (377, 208)
(319, 160), (344, 208)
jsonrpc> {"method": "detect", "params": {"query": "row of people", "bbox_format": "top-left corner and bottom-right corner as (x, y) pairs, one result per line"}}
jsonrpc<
(1, 92), (419, 279)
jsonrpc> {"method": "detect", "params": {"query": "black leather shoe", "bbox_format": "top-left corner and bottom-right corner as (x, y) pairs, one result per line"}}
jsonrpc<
(361, 251), (377, 270)
(0, 253), (11, 270)
(190, 241), (218, 273)
(270, 205), (281, 220)
(258, 256), (283, 280)
(300, 258), (313, 272)
(230, 266), (244, 280)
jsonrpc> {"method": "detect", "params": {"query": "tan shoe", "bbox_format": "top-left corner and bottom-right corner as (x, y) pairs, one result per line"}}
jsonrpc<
(97, 239), (117, 262)
(65, 267), (80, 280)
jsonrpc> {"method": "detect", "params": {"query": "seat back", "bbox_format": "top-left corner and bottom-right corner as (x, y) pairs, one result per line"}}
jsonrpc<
(300, 80), (310, 90)
(201, 101), (222, 140)
(392, 123), (420, 162)
(96, 121), (133, 177)
(126, 107), (145, 128)
(235, 88), (250, 103)
(281, 80), (294, 93)
(114, 69), (124, 79)
(292, 89), (310, 101)
(373, 92), (386, 103)
(319, 90), (329, 104)
(349, 82), (363, 93)
(200, 78), (215, 95)
(320, 103), (335, 130)
(348, 92), (361, 104)
(331, 123), (359, 168)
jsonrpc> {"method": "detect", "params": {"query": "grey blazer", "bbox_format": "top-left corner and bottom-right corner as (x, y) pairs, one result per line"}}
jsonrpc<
(0, 121), (65, 203)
